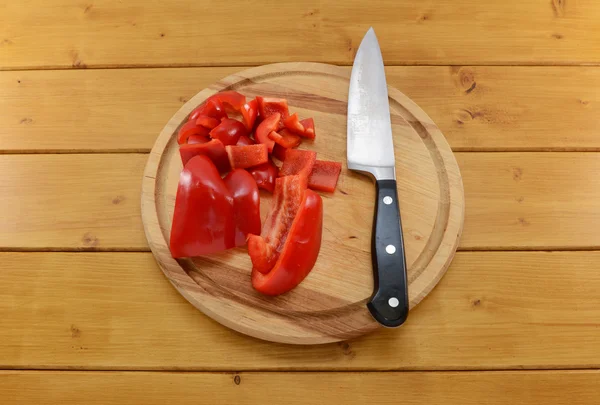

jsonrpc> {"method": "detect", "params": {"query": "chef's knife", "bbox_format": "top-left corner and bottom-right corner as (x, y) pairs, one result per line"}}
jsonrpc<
(347, 28), (408, 327)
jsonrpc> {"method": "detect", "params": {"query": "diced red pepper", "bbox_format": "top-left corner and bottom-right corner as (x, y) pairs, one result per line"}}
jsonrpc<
(272, 144), (288, 162)
(282, 113), (305, 135)
(279, 149), (317, 179)
(248, 175), (308, 273)
(250, 189), (323, 295)
(299, 118), (315, 139)
(179, 139), (230, 173)
(256, 97), (289, 120)
(170, 155), (236, 258)
(209, 118), (248, 146)
(177, 121), (210, 145)
(236, 135), (255, 146)
(255, 112), (280, 153)
(268, 128), (302, 149)
(248, 160), (278, 193)
(209, 91), (247, 114)
(226, 144), (269, 169)
(308, 160), (342, 193)
(241, 98), (258, 130)
(196, 115), (220, 130)
(189, 99), (228, 122)
(223, 169), (262, 247)
(170, 155), (261, 258)
(187, 134), (210, 145)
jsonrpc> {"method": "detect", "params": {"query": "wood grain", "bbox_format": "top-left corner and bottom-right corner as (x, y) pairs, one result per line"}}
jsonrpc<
(141, 62), (464, 344)
(3, 370), (600, 404)
(2, 251), (600, 370)
(2, 0), (600, 69)
(0, 153), (598, 250)
(2, 66), (600, 152)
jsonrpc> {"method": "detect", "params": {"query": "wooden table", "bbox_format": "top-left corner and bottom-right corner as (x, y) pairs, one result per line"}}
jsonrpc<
(2, 1), (600, 403)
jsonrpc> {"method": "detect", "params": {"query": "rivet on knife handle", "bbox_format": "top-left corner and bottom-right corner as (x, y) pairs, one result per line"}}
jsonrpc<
(367, 179), (409, 327)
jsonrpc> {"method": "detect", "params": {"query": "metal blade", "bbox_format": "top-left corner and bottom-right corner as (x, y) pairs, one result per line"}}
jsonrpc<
(347, 27), (395, 180)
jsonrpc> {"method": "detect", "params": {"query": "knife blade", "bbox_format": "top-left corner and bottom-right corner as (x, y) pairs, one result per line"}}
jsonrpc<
(347, 27), (409, 327)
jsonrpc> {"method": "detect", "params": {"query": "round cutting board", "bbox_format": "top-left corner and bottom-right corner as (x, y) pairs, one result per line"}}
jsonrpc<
(141, 62), (464, 344)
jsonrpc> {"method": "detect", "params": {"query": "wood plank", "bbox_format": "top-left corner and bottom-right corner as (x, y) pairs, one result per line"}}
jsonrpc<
(2, 67), (600, 152)
(3, 370), (600, 404)
(0, 153), (598, 250)
(2, 0), (600, 68)
(2, 251), (600, 370)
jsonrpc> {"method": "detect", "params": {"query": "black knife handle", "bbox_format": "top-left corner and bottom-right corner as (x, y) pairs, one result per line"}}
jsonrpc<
(367, 179), (409, 327)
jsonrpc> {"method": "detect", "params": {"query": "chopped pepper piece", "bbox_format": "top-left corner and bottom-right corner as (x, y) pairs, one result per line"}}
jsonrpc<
(226, 144), (269, 169)
(308, 160), (342, 192)
(279, 149), (317, 179)
(179, 139), (230, 173)
(268, 128), (302, 149)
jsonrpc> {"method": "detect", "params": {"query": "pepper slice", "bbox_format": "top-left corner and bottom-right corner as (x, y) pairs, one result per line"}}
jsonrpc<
(170, 155), (236, 258)
(299, 118), (315, 139)
(187, 134), (210, 145)
(179, 139), (230, 173)
(177, 121), (210, 145)
(279, 149), (317, 179)
(248, 175), (308, 273)
(254, 112), (280, 153)
(189, 99), (228, 122)
(236, 134), (255, 146)
(256, 97), (289, 122)
(251, 189), (323, 296)
(241, 98), (258, 130)
(308, 160), (342, 193)
(209, 118), (248, 146)
(226, 144), (269, 169)
(248, 160), (278, 193)
(282, 113), (305, 135)
(196, 115), (221, 130)
(268, 128), (302, 149)
(223, 169), (262, 247)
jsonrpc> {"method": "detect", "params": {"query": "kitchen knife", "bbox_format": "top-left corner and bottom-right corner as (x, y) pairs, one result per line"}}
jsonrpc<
(347, 27), (409, 327)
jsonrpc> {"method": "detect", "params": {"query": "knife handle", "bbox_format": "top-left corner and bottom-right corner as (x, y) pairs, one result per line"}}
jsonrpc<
(367, 179), (409, 327)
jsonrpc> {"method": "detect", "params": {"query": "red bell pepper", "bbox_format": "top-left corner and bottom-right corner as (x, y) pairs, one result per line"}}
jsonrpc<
(255, 112), (280, 153)
(247, 175), (308, 273)
(299, 118), (315, 139)
(248, 160), (278, 193)
(256, 97), (289, 123)
(250, 188), (323, 295)
(189, 99), (228, 122)
(170, 155), (261, 258)
(226, 144), (268, 169)
(209, 118), (248, 146)
(241, 98), (258, 130)
(179, 139), (230, 173)
(209, 91), (247, 114)
(279, 149), (317, 179)
(282, 113), (305, 135)
(187, 134), (210, 144)
(268, 128), (302, 149)
(236, 135), (255, 146)
(223, 169), (262, 247)
(177, 121), (210, 145)
(308, 160), (342, 192)
(196, 115), (220, 130)
(272, 144), (288, 162)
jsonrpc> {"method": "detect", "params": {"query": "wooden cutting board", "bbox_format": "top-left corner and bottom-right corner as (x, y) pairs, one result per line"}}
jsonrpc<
(141, 62), (464, 344)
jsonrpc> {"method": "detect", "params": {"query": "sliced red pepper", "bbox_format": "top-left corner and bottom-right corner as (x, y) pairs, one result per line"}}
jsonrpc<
(226, 144), (268, 169)
(189, 99), (228, 122)
(256, 97), (289, 122)
(241, 98), (258, 130)
(268, 128), (302, 149)
(308, 160), (342, 193)
(248, 175), (308, 273)
(179, 139), (230, 173)
(209, 118), (248, 146)
(187, 134), (210, 145)
(282, 113), (305, 135)
(248, 160), (278, 193)
(196, 115), (220, 130)
(279, 149), (317, 179)
(223, 169), (261, 247)
(272, 144), (288, 162)
(209, 91), (247, 114)
(177, 121), (210, 145)
(299, 118), (315, 139)
(236, 135), (255, 146)
(251, 189), (323, 295)
(170, 155), (236, 258)
(255, 112), (280, 153)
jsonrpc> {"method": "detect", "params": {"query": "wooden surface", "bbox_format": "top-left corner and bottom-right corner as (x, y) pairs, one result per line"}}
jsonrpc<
(2, 0), (600, 401)
(141, 62), (464, 343)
